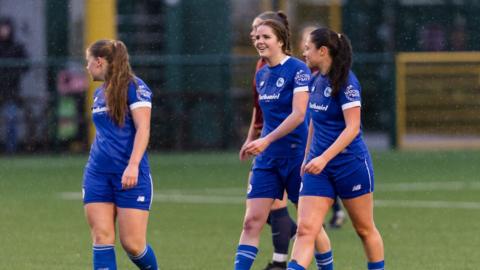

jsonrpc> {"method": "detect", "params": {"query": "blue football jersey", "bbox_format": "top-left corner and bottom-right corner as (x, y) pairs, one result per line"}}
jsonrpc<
(308, 70), (368, 160)
(86, 77), (152, 173)
(255, 56), (311, 157)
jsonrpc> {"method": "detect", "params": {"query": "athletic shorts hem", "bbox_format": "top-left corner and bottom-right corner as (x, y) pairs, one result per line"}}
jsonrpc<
(115, 204), (151, 211)
(299, 192), (336, 199)
(339, 189), (372, 200)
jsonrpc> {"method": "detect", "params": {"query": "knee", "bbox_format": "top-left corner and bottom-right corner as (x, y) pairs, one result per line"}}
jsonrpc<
(120, 236), (146, 256)
(242, 214), (264, 235)
(354, 225), (377, 241)
(296, 221), (318, 239)
(91, 228), (115, 245)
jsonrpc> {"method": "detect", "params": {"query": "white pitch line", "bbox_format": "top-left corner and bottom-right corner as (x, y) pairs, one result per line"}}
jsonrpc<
(376, 181), (480, 192)
(59, 192), (480, 209)
(375, 200), (480, 210)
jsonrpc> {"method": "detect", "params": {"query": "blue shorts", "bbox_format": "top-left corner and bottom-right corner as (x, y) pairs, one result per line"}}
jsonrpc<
(300, 153), (374, 199)
(248, 154), (303, 204)
(82, 167), (153, 210)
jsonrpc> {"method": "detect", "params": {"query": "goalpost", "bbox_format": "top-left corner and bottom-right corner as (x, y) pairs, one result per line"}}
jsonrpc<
(396, 52), (480, 149)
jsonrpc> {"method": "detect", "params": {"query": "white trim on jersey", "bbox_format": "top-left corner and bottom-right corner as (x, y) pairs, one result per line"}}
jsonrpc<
(341, 101), (361, 110)
(280, 56), (291, 65)
(130, 101), (152, 110)
(293, 86), (309, 93)
(92, 107), (108, 114)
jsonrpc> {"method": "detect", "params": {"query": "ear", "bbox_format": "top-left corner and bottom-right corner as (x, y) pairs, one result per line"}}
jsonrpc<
(96, 57), (104, 68)
(319, 46), (329, 56)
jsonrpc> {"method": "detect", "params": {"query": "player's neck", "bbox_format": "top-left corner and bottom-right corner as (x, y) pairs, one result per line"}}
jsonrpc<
(266, 53), (288, 67)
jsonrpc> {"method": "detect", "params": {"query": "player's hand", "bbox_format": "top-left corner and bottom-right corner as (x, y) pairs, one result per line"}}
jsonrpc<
(244, 137), (271, 156)
(239, 140), (253, 161)
(122, 164), (139, 189)
(304, 156), (328, 175)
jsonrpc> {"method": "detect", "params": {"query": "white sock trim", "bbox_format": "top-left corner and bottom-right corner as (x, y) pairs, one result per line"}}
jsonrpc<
(272, 253), (288, 262)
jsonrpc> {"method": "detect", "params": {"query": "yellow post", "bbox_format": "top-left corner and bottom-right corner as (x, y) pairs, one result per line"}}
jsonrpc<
(329, 0), (342, 33)
(84, 0), (117, 145)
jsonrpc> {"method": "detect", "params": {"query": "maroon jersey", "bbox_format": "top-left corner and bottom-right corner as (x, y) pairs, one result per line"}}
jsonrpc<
(253, 58), (266, 130)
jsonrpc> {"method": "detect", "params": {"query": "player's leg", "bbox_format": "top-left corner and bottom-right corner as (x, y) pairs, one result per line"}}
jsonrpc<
(342, 193), (384, 270)
(117, 208), (158, 270)
(83, 169), (117, 270)
(287, 167), (334, 270)
(288, 196), (332, 269)
(235, 198), (274, 270)
(115, 171), (158, 270)
(338, 155), (384, 270)
(85, 203), (117, 270)
(264, 193), (297, 270)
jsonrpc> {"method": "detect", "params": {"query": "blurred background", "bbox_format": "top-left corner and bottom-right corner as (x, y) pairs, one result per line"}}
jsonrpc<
(1, 1), (480, 269)
(1, 0), (479, 154)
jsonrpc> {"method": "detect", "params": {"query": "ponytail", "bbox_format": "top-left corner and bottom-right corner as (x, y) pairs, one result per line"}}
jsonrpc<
(87, 39), (135, 126)
(310, 28), (352, 96)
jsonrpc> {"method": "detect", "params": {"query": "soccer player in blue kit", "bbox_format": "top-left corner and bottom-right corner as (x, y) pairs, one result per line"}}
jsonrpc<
(83, 39), (159, 270)
(287, 28), (385, 270)
(241, 11), (298, 270)
(234, 19), (331, 270)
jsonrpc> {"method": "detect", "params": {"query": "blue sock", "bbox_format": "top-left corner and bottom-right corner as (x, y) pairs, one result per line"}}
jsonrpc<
(315, 250), (333, 270)
(234, 244), (258, 270)
(270, 207), (297, 258)
(93, 244), (117, 270)
(287, 260), (305, 270)
(368, 260), (385, 270)
(128, 244), (158, 270)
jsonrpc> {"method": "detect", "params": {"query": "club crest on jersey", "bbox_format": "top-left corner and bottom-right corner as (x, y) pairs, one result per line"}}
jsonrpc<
(276, 77), (285, 88)
(344, 85), (360, 101)
(324, 87), (332, 97)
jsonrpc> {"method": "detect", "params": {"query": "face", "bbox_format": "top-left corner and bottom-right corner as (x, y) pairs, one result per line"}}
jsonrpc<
(85, 51), (107, 81)
(303, 35), (327, 70)
(254, 24), (283, 59)
(0, 24), (11, 41)
(250, 18), (263, 44)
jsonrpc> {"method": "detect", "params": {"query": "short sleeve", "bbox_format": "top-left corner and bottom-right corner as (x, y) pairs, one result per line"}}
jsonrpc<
(293, 65), (311, 93)
(339, 81), (361, 110)
(128, 80), (152, 110)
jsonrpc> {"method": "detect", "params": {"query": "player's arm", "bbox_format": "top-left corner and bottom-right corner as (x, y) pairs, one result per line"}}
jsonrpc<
(301, 119), (313, 176)
(240, 106), (261, 160)
(245, 91), (309, 155)
(304, 107), (360, 174)
(122, 107), (151, 189)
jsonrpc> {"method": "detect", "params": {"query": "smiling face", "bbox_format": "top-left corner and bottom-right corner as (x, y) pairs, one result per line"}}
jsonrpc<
(303, 35), (330, 74)
(85, 50), (108, 81)
(254, 24), (283, 60)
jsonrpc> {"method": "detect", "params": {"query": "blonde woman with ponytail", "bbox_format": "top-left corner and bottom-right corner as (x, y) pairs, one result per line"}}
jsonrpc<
(83, 39), (159, 270)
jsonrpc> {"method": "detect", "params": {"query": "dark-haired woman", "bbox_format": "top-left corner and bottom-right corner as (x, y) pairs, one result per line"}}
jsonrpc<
(83, 39), (158, 270)
(234, 18), (331, 270)
(287, 28), (384, 270)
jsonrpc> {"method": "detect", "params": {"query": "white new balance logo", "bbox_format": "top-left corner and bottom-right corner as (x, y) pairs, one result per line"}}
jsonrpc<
(137, 196), (145, 202)
(352, 184), (361, 192)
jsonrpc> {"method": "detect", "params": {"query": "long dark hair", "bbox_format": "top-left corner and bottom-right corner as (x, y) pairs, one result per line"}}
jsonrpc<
(310, 28), (352, 96)
(257, 19), (292, 56)
(87, 39), (135, 126)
